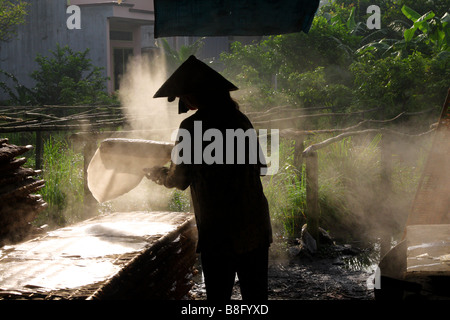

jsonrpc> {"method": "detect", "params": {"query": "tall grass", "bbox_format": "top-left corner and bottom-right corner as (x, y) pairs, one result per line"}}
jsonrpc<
(35, 135), (85, 227)
(2, 133), (86, 228)
(263, 140), (307, 241)
(316, 134), (383, 241)
(168, 189), (191, 212)
(263, 133), (428, 244)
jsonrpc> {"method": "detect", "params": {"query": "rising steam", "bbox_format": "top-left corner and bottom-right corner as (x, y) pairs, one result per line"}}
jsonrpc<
(102, 53), (189, 213)
(105, 52), (438, 249)
(118, 54), (187, 141)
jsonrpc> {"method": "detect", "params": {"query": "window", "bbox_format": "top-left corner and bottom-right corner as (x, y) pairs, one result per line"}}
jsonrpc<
(110, 30), (133, 41)
(113, 48), (133, 90)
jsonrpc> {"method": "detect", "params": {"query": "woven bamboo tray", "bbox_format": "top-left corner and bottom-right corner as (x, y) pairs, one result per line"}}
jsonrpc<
(0, 211), (197, 300)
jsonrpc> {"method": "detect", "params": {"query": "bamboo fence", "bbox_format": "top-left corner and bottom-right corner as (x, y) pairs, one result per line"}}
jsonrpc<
(0, 103), (441, 252)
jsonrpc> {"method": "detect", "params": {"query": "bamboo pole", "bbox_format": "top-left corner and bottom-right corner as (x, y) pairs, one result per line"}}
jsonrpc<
(301, 127), (435, 157)
(252, 107), (382, 126)
(305, 151), (320, 244)
(0, 122), (126, 133)
(379, 134), (393, 257)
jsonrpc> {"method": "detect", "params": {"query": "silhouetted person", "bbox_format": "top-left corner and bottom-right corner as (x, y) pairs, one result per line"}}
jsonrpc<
(146, 56), (272, 301)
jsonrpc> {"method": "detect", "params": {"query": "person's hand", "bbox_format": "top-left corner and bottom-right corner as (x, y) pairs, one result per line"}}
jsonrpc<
(143, 166), (168, 185)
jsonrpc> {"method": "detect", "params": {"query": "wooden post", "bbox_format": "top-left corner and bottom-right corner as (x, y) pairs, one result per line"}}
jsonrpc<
(380, 134), (393, 257)
(305, 151), (320, 245)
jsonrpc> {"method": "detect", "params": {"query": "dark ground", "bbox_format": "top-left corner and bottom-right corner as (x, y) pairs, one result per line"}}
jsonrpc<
(188, 241), (377, 300)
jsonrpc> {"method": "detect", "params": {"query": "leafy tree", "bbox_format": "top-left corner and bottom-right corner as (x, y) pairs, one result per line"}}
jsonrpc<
(350, 5), (449, 117)
(383, 0), (449, 25)
(221, 40), (277, 89)
(0, 0), (28, 43)
(351, 54), (449, 118)
(1, 44), (115, 105)
(328, 0), (448, 28)
(219, 1), (448, 118)
(221, 13), (361, 85)
(157, 37), (205, 73)
(286, 66), (353, 110)
(351, 53), (425, 115)
(31, 44), (112, 105)
(358, 6), (450, 59)
(401, 6), (449, 54)
(220, 9), (361, 109)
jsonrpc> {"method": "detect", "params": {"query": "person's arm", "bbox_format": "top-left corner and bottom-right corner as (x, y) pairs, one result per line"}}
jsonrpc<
(145, 118), (193, 190)
(144, 160), (191, 190)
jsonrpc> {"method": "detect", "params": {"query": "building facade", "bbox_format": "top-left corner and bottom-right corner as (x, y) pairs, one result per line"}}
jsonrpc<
(0, 0), (260, 101)
(0, 0), (157, 96)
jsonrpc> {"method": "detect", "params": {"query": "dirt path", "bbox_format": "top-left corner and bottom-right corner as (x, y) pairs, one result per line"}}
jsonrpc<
(265, 256), (375, 300)
(188, 243), (377, 300)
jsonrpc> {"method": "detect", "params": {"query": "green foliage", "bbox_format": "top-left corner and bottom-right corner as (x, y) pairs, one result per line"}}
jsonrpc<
(0, 68), (36, 105)
(401, 6), (449, 53)
(350, 5), (449, 117)
(35, 135), (85, 228)
(0, 0), (29, 42)
(286, 66), (354, 109)
(157, 37), (205, 73)
(168, 189), (190, 212)
(266, 133), (425, 243)
(1, 1), (442, 242)
(263, 140), (307, 239)
(273, 16), (360, 70)
(31, 44), (112, 105)
(220, 2), (448, 117)
(221, 40), (277, 88)
(383, 0), (449, 25)
(352, 53), (427, 116)
(220, 12), (361, 110)
(1, 44), (116, 105)
(358, 5), (450, 58)
(221, 13), (361, 82)
(351, 51), (449, 117)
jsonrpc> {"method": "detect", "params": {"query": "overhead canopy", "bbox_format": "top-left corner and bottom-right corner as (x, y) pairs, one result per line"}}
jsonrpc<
(154, 0), (320, 38)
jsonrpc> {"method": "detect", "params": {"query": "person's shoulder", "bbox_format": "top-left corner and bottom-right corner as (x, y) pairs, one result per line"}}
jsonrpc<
(234, 109), (254, 129)
(179, 111), (200, 129)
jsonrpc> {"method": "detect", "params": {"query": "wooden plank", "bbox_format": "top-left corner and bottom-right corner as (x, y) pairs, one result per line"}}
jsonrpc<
(406, 224), (450, 276)
(406, 89), (450, 226)
(0, 211), (197, 300)
(305, 151), (319, 242)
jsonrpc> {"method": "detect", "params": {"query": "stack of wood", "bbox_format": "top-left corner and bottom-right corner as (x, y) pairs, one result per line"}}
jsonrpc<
(0, 138), (47, 246)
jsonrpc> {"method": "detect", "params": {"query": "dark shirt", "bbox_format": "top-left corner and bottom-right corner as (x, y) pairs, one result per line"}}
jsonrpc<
(163, 106), (273, 254)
